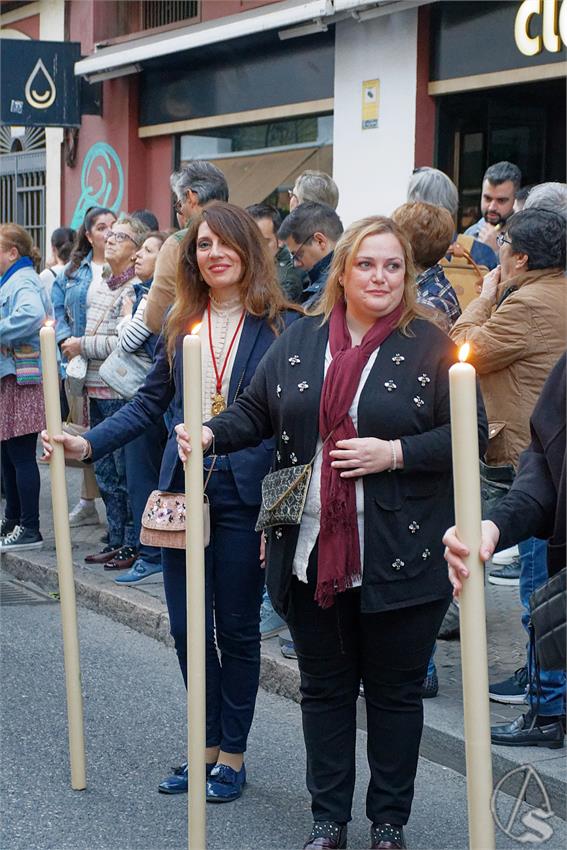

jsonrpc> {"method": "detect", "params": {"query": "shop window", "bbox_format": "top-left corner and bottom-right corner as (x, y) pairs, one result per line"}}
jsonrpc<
(179, 115), (333, 211)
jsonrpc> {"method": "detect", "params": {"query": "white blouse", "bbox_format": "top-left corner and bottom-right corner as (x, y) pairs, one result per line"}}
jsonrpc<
(292, 343), (379, 584)
(199, 295), (245, 423)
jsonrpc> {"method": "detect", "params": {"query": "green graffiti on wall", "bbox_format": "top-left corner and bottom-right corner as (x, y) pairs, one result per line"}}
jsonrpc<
(70, 142), (124, 229)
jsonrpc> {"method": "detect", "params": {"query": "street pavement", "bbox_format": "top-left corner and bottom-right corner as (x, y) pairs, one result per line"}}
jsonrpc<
(1, 460), (566, 845)
(2, 594), (566, 850)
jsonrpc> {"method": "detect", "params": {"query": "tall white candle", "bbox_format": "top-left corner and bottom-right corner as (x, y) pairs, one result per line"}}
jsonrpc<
(449, 343), (494, 850)
(183, 328), (206, 850)
(39, 322), (86, 791)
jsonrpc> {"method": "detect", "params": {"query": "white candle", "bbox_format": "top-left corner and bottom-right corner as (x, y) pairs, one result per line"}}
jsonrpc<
(183, 328), (206, 850)
(449, 343), (494, 850)
(39, 323), (86, 791)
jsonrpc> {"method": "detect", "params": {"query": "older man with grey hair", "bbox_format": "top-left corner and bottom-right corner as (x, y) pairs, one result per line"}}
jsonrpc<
(407, 166), (497, 271)
(144, 161), (229, 332)
(289, 170), (339, 212)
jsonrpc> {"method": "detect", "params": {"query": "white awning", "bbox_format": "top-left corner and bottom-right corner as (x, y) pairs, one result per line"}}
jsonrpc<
(75, 0), (332, 79)
(75, 0), (429, 80)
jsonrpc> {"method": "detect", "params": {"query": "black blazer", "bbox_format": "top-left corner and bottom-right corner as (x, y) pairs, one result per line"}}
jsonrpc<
(86, 311), (299, 505)
(206, 315), (488, 616)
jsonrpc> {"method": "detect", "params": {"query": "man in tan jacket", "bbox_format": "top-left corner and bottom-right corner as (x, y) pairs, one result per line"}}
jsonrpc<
(451, 206), (566, 749)
(144, 161), (228, 334)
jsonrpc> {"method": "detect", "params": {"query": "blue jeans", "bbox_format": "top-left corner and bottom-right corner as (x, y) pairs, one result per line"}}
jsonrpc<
(89, 397), (135, 549)
(123, 417), (166, 566)
(161, 458), (264, 753)
(519, 537), (566, 716)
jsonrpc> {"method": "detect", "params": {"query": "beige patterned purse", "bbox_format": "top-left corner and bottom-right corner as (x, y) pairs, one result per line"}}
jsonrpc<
(140, 458), (216, 549)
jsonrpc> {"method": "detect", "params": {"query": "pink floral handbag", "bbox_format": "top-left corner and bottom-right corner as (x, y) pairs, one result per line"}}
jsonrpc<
(140, 459), (215, 550)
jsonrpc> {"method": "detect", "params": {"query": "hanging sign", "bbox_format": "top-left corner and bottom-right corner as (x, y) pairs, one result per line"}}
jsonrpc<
(361, 79), (380, 130)
(0, 40), (81, 128)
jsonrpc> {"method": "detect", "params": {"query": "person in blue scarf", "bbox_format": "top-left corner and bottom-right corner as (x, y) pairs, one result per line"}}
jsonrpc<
(0, 224), (51, 552)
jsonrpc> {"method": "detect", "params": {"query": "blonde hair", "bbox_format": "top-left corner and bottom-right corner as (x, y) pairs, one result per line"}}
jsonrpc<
(313, 215), (423, 333)
(0, 223), (41, 271)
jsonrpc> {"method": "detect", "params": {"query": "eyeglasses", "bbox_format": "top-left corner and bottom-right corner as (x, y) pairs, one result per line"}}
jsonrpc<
(290, 233), (315, 262)
(174, 198), (185, 213)
(288, 189), (298, 202)
(105, 231), (138, 245)
(496, 232), (512, 248)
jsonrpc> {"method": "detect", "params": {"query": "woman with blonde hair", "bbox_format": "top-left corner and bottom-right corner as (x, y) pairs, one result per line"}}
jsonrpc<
(0, 224), (51, 552)
(41, 202), (299, 802)
(177, 215), (487, 848)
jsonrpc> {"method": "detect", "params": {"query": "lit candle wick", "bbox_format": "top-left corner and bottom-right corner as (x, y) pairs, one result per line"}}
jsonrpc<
(459, 342), (471, 363)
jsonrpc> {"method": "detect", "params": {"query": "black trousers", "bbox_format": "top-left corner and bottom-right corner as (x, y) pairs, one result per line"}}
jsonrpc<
(287, 559), (449, 827)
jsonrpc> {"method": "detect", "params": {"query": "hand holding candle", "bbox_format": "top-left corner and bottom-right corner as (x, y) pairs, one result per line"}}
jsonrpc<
(39, 321), (86, 791)
(449, 343), (495, 850)
(183, 326), (207, 850)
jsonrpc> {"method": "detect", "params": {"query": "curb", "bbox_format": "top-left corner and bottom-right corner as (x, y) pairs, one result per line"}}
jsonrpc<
(2, 551), (565, 817)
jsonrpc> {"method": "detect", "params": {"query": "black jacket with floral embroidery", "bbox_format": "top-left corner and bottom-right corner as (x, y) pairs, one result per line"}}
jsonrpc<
(206, 315), (488, 617)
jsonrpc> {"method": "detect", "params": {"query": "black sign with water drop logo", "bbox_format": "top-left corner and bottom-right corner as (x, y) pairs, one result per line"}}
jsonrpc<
(1, 39), (81, 128)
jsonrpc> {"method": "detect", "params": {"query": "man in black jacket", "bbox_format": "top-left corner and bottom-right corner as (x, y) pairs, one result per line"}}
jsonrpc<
(278, 202), (343, 308)
(444, 352), (566, 748)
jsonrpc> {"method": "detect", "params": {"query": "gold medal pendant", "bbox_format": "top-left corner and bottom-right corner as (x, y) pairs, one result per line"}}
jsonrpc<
(211, 392), (227, 417)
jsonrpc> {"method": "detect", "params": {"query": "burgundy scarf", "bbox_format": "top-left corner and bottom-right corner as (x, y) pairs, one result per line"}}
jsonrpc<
(105, 265), (136, 291)
(316, 298), (403, 608)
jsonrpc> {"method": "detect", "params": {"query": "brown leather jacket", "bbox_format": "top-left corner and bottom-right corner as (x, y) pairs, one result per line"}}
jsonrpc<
(450, 268), (566, 469)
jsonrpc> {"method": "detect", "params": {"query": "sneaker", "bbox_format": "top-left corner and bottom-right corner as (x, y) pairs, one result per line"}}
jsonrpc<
(1, 518), (17, 538)
(489, 665), (529, 704)
(421, 668), (439, 699)
(488, 557), (521, 586)
(438, 599), (460, 640)
(260, 603), (286, 639)
(0, 526), (43, 552)
(68, 502), (100, 527)
(491, 544), (519, 566)
(280, 637), (297, 660)
(114, 560), (163, 586)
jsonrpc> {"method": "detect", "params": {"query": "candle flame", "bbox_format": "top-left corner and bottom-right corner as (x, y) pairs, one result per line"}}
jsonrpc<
(44, 319), (55, 327)
(458, 343), (470, 363)
(191, 322), (202, 335)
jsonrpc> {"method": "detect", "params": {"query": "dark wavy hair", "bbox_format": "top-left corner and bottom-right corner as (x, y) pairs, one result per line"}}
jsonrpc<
(507, 209), (566, 270)
(165, 202), (298, 362)
(66, 206), (115, 275)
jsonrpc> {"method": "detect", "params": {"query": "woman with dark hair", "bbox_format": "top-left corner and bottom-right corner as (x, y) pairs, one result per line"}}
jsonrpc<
(39, 227), (76, 297)
(451, 207), (566, 749)
(175, 215), (487, 848)
(52, 206), (116, 528)
(0, 224), (51, 552)
(41, 202), (299, 802)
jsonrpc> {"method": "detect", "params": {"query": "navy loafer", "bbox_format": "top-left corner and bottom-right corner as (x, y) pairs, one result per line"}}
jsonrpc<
(206, 763), (246, 803)
(158, 761), (215, 794)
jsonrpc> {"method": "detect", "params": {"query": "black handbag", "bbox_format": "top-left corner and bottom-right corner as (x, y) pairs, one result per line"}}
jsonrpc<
(529, 568), (566, 671)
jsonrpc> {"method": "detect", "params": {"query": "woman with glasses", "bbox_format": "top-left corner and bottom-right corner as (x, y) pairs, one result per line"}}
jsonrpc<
(451, 207), (566, 749)
(60, 214), (150, 567)
(52, 206), (117, 528)
(41, 202), (299, 804)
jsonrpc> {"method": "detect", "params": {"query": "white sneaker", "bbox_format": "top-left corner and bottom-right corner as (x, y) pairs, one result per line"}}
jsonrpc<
(68, 502), (100, 527)
(491, 544), (519, 566)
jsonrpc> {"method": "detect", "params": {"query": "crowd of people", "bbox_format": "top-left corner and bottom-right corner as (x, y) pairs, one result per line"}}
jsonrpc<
(1, 158), (565, 849)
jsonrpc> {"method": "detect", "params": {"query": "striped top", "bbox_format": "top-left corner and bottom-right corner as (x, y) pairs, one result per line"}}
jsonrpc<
(81, 276), (137, 398)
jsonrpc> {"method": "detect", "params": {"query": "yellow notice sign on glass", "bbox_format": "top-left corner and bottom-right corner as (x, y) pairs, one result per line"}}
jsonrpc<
(362, 79), (380, 130)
